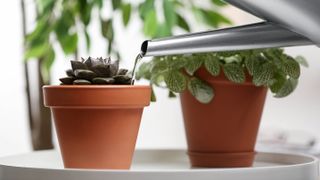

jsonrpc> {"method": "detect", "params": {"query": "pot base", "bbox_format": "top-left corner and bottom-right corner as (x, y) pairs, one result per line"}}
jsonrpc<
(188, 151), (256, 168)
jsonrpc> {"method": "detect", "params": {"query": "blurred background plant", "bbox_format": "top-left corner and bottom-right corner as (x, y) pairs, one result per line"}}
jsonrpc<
(21, 0), (232, 150)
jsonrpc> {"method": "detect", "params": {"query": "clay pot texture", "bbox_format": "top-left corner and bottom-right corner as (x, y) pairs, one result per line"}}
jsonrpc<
(180, 68), (267, 168)
(43, 85), (151, 169)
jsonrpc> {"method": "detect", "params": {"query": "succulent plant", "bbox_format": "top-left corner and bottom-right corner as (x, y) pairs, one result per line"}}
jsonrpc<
(60, 57), (133, 85)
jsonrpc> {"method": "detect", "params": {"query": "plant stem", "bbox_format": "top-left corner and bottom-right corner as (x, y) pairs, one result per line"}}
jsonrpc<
(20, 0), (33, 145)
(21, 0), (53, 150)
(36, 59), (54, 150)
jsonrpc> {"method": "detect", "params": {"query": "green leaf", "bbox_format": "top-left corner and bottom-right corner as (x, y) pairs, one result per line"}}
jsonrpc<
(136, 62), (152, 80)
(155, 23), (172, 37)
(274, 78), (298, 98)
(282, 57), (300, 79)
(40, 47), (55, 83)
(204, 55), (220, 76)
(94, 0), (103, 9)
(185, 56), (203, 75)
(252, 63), (274, 86)
(79, 2), (92, 26)
(26, 15), (51, 46)
(200, 9), (232, 28)
(263, 49), (283, 68)
(188, 77), (214, 104)
(54, 10), (78, 54)
(211, 0), (227, 6)
(192, 7), (204, 22)
(107, 41), (113, 54)
(84, 29), (91, 51)
(58, 33), (78, 54)
(111, 0), (122, 10)
(36, 0), (55, 14)
(149, 60), (167, 86)
(101, 19), (114, 40)
(295, 55), (309, 68)
(24, 43), (50, 59)
(166, 56), (187, 69)
(151, 85), (157, 102)
(151, 74), (165, 86)
(176, 13), (190, 32)
(138, 0), (155, 19)
(163, 0), (177, 28)
(143, 10), (158, 37)
(151, 58), (167, 74)
(44, 48), (55, 70)
(269, 73), (286, 93)
(164, 71), (187, 93)
(223, 55), (242, 64)
(150, 58), (167, 85)
(122, 3), (132, 27)
(245, 56), (262, 75)
(217, 51), (239, 57)
(223, 63), (245, 83)
(168, 91), (177, 98)
(55, 10), (75, 34)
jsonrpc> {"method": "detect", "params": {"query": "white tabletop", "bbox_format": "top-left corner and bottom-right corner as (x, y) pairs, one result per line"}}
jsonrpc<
(0, 149), (318, 180)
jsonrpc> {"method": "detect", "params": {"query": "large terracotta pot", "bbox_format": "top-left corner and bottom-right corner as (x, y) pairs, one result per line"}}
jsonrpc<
(43, 85), (151, 169)
(180, 68), (267, 168)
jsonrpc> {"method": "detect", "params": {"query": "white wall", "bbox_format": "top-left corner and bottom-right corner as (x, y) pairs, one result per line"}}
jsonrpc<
(0, 0), (31, 156)
(1, 1), (320, 157)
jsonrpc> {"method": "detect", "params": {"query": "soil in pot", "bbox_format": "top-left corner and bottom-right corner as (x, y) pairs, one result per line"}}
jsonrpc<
(180, 67), (267, 168)
(43, 85), (151, 169)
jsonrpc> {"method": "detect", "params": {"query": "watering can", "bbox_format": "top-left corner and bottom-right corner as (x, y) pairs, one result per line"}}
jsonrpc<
(141, 0), (320, 57)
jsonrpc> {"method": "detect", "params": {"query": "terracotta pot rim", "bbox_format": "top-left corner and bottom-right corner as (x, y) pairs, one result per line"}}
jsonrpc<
(43, 85), (151, 108)
(43, 85), (150, 89)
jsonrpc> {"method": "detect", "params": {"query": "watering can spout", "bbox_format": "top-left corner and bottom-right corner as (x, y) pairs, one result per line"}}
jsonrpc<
(141, 0), (320, 57)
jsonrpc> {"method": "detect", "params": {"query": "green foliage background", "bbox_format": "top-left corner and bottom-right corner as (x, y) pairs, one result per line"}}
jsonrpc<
(25, 0), (231, 82)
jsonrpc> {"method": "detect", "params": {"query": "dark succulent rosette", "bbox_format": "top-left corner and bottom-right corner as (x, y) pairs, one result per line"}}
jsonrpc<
(59, 57), (133, 85)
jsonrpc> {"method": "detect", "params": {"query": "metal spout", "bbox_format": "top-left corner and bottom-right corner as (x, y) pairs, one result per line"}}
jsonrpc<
(141, 0), (320, 57)
(141, 22), (311, 57)
(225, 0), (320, 46)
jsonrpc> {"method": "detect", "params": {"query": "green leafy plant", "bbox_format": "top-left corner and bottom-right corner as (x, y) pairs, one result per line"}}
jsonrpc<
(136, 49), (308, 103)
(60, 57), (132, 85)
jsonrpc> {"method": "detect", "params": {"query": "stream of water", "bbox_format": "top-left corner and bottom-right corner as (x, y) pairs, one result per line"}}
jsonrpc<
(130, 53), (143, 85)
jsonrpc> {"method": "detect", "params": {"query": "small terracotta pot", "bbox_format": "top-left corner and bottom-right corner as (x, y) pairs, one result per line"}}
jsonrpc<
(180, 68), (267, 168)
(43, 85), (151, 169)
